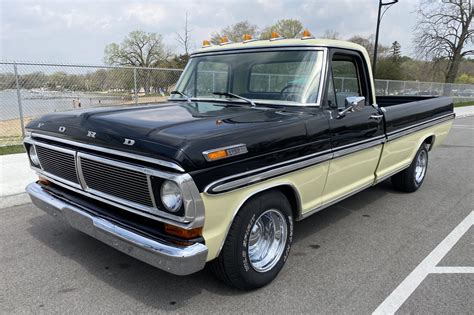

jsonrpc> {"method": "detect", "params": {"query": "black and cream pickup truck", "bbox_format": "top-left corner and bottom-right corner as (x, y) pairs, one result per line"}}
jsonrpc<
(24, 37), (454, 290)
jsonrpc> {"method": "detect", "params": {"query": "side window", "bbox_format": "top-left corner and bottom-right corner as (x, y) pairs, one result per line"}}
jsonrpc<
(193, 61), (229, 96)
(332, 58), (362, 109)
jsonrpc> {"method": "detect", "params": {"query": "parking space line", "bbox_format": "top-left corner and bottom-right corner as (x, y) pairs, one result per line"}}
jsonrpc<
(431, 267), (474, 274)
(373, 211), (474, 315)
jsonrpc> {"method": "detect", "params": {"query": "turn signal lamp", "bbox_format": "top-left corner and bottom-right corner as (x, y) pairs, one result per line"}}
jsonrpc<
(301, 29), (314, 40)
(165, 224), (203, 239)
(202, 39), (211, 48)
(270, 31), (282, 40)
(220, 36), (230, 45)
(203, 144), (248, 161)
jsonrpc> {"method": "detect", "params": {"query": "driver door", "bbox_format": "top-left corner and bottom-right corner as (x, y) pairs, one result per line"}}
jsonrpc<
(322, 50), (384, 205)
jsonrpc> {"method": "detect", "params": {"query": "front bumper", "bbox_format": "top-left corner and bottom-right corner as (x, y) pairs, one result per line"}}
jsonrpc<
(26, 183), (208, 276)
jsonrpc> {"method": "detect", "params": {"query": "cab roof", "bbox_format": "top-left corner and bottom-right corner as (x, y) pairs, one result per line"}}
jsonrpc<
(191, 38), (368, 56)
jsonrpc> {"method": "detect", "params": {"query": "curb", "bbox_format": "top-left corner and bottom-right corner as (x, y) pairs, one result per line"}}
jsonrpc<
(0, 192), (31, 209)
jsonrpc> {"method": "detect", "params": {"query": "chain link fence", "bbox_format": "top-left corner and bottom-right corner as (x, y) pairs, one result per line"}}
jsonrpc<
(0, 62), (182, 145)
(1, 61), (473, 146)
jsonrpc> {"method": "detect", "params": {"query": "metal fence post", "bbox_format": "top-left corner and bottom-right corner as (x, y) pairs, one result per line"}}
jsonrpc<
(133, 68), (138, 105)
(13, 62), (26, 138)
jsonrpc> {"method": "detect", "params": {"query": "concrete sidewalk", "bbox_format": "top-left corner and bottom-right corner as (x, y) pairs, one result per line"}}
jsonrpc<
(0, 153), (36, 208)
(1, 105), (473, 209)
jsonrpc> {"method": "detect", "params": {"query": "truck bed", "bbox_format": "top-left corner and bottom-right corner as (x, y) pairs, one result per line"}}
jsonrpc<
(378, 96), (454, 134)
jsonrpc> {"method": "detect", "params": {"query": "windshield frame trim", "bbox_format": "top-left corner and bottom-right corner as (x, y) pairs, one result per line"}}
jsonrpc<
(170, 47), (329, 107)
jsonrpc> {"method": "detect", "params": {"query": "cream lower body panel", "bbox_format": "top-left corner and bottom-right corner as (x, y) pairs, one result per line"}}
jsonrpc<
(201, 160), (330, 261)
(376, 120), (453, 181)
(200, 119), (453, 261)
(321, 144), (382, 206)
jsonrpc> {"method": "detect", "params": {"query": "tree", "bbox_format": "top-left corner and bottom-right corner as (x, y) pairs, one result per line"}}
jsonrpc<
(389, 41), (401, 60)
(414, 0), (473, 84)
(176, 12), (192, 55)
(260, 19), (304, 39)
(104, 30), (170, 94)
(211, 21), (259, 44)
(321, 29), (340, 40)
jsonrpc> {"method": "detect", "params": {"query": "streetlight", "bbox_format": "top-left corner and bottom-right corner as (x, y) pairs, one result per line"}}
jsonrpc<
(373, 0), (398, 76)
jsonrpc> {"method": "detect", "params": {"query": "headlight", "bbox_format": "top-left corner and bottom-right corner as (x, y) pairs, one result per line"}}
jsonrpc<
(29, 145), (40, 166)
(160, 180), (183, 213)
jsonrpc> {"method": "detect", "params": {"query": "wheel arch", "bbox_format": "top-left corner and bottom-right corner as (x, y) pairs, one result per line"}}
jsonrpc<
(423, 134), (436, 151)
(214, 183), (302, 257)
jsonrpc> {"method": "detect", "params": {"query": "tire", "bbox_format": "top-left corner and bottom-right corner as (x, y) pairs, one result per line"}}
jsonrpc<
(391, 144), (429, 192)
(209, 190), (294, 290)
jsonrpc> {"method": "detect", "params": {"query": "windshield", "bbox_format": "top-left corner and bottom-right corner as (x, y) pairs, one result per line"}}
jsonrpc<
(170, 50), (325, 106)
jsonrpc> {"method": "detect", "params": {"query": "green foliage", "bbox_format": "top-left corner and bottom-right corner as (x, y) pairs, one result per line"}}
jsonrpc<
(0, 145), (25, 156)
(210, 21), (259, 44)
(260, 19), (304, 39)
(104, 30), (168, 67)
(456, 73), (474, 84)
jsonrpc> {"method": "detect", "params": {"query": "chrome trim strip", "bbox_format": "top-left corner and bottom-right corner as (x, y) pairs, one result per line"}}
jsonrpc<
(386, 113), (454, 141)
(30, 133), (185, 172)
(205, 136), (385, 194)
(298, 182), (374, 220)
(204, 148), (333, 194)
(332, 137), (385, 158)
(26, 182), (208, 276)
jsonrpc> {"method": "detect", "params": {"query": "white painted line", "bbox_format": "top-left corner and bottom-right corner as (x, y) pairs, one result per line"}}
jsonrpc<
(452, 126), (474, 130)
(452, 125), (474, 127)
(431, 267), (474, 274)
(373, 211), (474, 315)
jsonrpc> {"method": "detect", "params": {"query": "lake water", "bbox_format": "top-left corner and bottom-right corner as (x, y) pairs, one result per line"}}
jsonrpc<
(0, 89), (126, 121)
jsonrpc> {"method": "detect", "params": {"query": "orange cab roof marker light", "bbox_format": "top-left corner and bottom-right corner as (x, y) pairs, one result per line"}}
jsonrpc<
(242, 34), (256, 43)
(269, 31), (283, 41)
(220, 36), (231, 45)
(202, 39), (212, 48)
(301, 29), (315, 40)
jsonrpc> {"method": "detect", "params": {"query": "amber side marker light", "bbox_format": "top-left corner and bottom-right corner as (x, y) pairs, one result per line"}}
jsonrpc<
(203, 144), (248, 161)
(165, 224), (203, 239)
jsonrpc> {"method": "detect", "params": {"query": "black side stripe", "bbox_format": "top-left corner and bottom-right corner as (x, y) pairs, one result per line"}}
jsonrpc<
(205, 113), (454, 194)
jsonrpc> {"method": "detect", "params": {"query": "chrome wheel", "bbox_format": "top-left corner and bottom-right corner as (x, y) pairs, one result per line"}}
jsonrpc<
(247, 209), (288, 273)
(415, 149), (427, 184)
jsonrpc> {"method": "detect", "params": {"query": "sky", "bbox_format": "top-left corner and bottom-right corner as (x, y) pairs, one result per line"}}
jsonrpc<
(0, 0), (421, 64)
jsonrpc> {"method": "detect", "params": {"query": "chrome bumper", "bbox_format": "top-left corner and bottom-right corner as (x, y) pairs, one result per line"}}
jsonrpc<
(26, 183), (208, 276)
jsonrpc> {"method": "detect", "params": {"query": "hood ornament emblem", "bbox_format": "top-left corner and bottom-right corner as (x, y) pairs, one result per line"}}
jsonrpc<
(58, 126), (66, 133)
(87, 131), (96, 138)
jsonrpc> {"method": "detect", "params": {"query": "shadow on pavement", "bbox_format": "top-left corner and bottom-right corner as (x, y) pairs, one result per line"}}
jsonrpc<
(26, 180), (396, 310)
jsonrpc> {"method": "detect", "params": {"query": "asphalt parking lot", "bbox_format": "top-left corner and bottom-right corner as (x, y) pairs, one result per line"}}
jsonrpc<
(1, 116), (473, 314)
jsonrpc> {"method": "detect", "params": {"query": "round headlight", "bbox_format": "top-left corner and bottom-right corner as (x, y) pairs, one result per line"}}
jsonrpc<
(29, 145), (40, 166)
(160, 180), (183, 213)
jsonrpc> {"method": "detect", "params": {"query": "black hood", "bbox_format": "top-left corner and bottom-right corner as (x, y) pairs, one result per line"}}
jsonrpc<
(26, 102), (312, 171)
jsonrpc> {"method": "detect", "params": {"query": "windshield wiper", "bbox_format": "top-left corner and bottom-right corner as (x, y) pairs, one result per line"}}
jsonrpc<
(213, 92), (256, 107)
(170, 90), (192, 103)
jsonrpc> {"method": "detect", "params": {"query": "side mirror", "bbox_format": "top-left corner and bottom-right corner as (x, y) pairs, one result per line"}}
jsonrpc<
(338, 96), (365, 118)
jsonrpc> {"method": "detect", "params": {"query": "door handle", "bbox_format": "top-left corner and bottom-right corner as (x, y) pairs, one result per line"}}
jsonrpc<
(369, 114), (383, 120)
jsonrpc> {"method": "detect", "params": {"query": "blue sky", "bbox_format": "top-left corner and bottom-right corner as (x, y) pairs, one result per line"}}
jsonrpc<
(1, 0), (420, 64)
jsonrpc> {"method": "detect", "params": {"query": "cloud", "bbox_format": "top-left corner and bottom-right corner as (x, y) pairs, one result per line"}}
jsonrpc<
(0, 0), (419, 63)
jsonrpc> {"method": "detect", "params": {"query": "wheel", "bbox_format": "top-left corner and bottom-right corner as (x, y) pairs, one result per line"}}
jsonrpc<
(391, 144), (429, 192)
(209, 190), (294, 290)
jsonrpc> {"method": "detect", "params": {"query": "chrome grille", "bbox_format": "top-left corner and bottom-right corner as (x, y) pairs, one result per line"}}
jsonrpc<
(80, 156), (154, 208)
(36, 145), (79, 184)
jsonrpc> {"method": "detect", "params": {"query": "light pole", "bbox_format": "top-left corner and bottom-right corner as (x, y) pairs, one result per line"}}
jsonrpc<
(373, 0), (398, 76)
